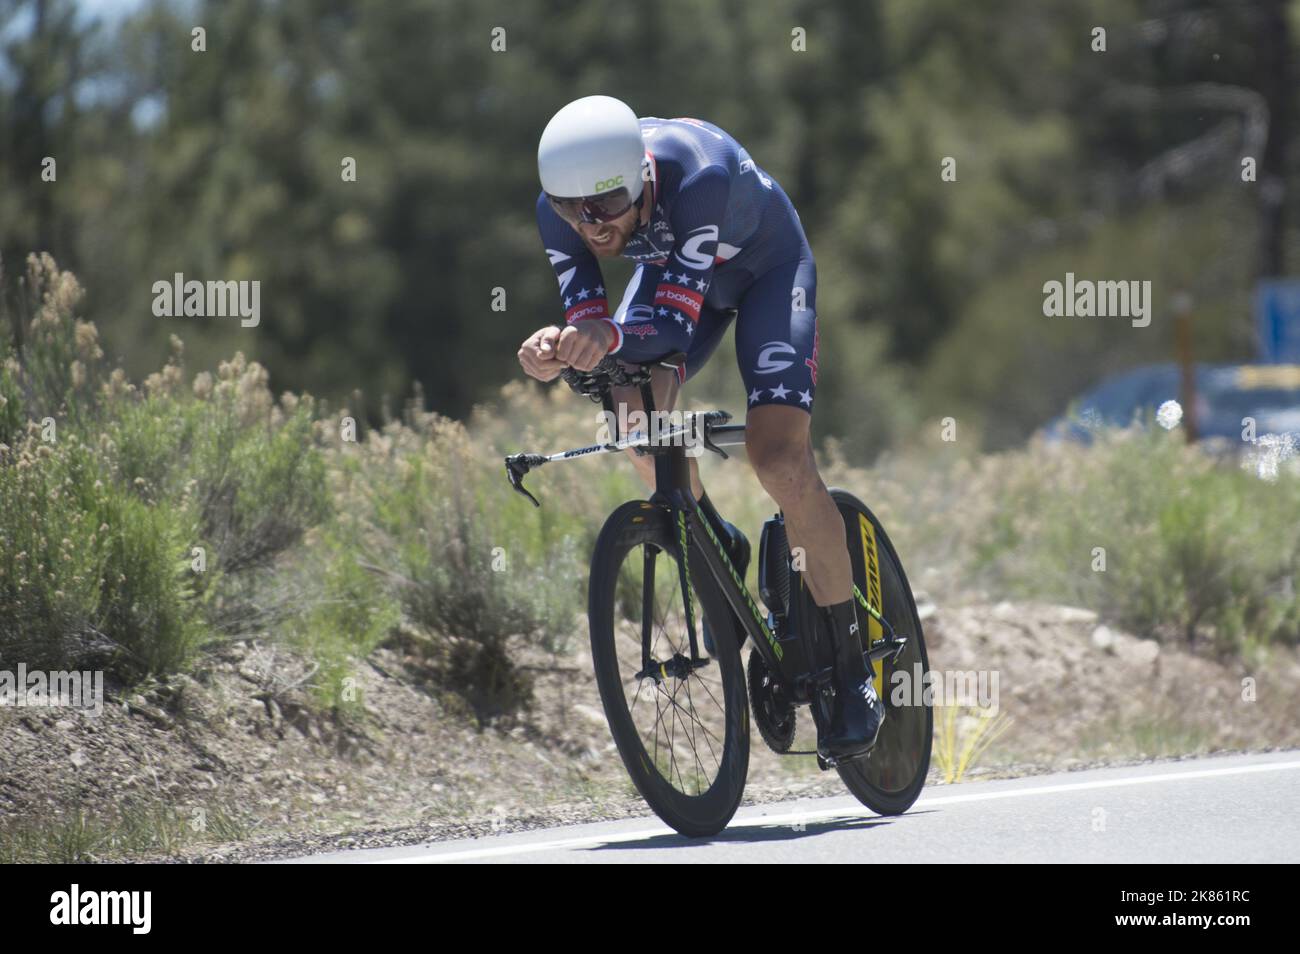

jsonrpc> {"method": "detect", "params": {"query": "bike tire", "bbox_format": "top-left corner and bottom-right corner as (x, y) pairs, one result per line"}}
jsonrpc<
(587, 500), (750, 837)
(828, 488), (932, 815)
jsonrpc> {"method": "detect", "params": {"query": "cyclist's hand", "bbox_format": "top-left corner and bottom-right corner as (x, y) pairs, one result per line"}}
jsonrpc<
(555, 319), (614, 372)
(518, 326), (565, 382)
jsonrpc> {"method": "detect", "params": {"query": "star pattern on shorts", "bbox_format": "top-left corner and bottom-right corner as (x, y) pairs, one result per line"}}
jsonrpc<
(748, 382), (810, 404)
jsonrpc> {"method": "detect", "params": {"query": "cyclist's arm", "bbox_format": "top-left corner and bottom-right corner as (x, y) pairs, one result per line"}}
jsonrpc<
(536, 192), (623, 353)
(600, 164), (732, 364)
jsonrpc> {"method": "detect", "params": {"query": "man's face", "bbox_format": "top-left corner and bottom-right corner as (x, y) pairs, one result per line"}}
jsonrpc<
(575, 203), (641, 258)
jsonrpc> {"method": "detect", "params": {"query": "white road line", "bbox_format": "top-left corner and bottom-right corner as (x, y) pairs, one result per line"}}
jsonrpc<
(369, 758), (1300, 863)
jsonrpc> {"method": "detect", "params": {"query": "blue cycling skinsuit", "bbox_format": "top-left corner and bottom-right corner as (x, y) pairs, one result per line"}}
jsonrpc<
(536, 116), (820, 411)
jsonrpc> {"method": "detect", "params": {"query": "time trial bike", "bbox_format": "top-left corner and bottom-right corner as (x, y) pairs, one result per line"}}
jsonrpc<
(504, 353), (931, 837)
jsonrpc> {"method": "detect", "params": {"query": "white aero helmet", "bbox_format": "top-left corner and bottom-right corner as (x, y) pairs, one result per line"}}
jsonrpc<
(538, 95), (645, 211)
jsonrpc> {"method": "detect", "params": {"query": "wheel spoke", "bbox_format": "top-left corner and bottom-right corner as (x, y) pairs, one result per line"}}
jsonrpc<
(609, 539), (730, 799)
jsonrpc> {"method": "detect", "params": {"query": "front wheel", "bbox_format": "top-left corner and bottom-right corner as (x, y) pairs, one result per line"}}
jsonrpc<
(587, 500), (750, 837)
(829, 489), (932, 815)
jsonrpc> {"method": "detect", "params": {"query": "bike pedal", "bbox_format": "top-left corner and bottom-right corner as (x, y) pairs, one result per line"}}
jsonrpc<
(837, 747), (874, 766)
(815, 733), (880, 769)
(889, 635), (909, 664)
(794, 742), (839, 771)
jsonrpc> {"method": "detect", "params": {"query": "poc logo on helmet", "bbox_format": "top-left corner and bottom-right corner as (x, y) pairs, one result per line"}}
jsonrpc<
(594, 175), (624, 192)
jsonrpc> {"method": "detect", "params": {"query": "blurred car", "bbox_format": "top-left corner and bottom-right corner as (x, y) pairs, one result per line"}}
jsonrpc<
(1041, 362), (1300, 446)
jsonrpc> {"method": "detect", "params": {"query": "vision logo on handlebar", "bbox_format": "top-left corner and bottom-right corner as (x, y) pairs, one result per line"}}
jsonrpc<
(508, 354), (709, 506)
(597, 407), (707, 457)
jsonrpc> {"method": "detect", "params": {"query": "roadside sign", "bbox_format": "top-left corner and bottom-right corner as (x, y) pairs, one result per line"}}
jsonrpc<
(1254, 279), (1300, 362)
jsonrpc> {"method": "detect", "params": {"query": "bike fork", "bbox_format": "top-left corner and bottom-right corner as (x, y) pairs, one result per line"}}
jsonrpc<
(672, 505), (703, 660)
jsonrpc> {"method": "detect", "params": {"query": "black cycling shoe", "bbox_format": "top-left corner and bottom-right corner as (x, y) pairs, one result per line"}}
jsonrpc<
(816, 598), (885, 761)
(701, 520), (750, 656)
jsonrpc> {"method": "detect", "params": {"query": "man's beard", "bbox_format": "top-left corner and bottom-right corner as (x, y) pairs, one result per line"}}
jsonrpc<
(584, 225), (629, 257)
(581, 205), (642, 257)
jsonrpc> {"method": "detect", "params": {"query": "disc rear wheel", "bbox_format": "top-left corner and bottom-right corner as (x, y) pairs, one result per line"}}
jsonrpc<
(829, 489), (932, 815)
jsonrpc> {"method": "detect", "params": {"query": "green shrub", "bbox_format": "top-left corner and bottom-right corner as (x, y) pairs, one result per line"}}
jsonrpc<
(0, 254), (108, 435)
(104, 368), (330, 640)
(1001, 428), (1300, 654)
(285, 521), (403, 711)
(822, 425), (1300, 656)
(92, 485), (203, 677)
(333, 403), (589, 722)
(0, 432), (201, 677)
(0, 256), (330, 683)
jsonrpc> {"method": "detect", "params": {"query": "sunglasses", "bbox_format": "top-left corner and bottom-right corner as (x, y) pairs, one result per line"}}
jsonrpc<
(546, 187), (637, 225)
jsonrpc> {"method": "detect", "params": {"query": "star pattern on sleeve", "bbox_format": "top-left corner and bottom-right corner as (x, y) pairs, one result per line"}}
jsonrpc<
(652, 270), (707, 324)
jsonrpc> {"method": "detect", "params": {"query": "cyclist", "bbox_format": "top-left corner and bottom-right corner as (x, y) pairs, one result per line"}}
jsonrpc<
(517, 95), (883, 762)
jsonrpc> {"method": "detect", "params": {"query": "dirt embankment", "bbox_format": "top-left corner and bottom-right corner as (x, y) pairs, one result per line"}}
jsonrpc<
(2, 600), (1296, 861)
(920, 600), (1300, 768)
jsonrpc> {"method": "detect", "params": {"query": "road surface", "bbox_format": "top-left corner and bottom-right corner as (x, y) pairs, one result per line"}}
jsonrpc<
(282, 750), (1300, 864)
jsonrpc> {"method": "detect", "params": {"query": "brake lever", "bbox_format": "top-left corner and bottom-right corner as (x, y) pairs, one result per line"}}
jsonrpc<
(698, 410), (733, 459)
(504, 453), (545, 507)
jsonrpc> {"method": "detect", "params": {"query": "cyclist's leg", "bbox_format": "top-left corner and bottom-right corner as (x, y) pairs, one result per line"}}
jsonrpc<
(739, 247), (884, 756)
(734, 252), (850, 605)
